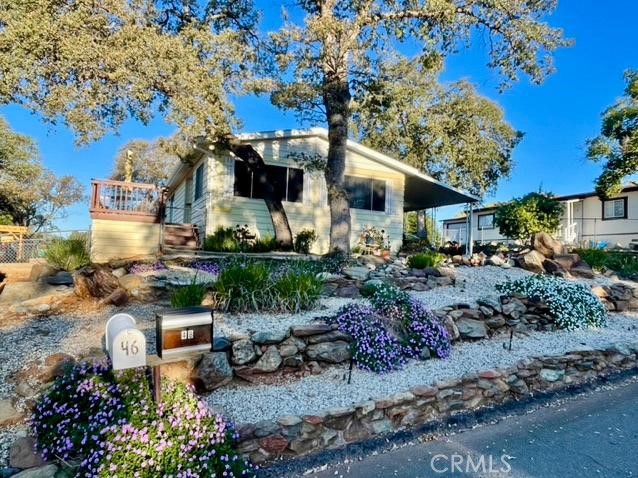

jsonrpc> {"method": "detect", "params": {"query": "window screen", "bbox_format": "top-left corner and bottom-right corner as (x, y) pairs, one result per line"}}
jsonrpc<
(194, 164), (204, 200)
(603, 198), (626, 219)
(345, 176), (386, 212)
(478, 214), (494, 230)
(233, 161), (304, 203)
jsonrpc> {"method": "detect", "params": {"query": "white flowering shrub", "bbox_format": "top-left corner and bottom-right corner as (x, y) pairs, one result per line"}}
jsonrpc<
(496, 275), (608, 330)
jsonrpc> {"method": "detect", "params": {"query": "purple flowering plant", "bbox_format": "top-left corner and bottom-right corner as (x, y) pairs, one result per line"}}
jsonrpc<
(331, 283), (452, 373)
(129, 261), (168, 275)
(33, 362), (255, 478)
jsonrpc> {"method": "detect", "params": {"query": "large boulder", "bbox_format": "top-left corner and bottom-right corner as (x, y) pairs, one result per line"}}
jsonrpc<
(194, 352), (233, 391)
(342, 266), (370, 281)
(252, 346), (282, 373)
(553, 253), (581, 271)
(11, 465), (58, 478)
(531, 232), (564, 258)
(456, 318), (487, 339)
(570, 261), (595, 279)
(519, 250), (546, 273)
(231, 339), (257, 365)
(9, 437), (47, 469)
(305, 341), (351, 363)
(73, 266), (120, 299)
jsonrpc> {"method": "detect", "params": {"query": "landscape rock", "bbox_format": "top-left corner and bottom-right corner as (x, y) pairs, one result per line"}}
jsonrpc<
(118, 273), (144, 291)
(11, 465), (58, 478)
(306, 341), (351, 363)
(252, 330), (289, 345)
(455, 318), (488, 339)
(553, 253), (580, 271)
(213, 336), (231, 352)
(99, 287), (129, 307)
(531, 232), (564, 258)
(231, 340), (256, 365)
(291, 324), (332, 337)
(0, 399), (21, 427)
(46, 271), (74, 286)
(73, 266), (120, 299)
(29, 263), (57, 282)
(519, 250), (546, 273)
(9, 437), (47, 469)
(442, 316), (460, 341)
(487, 255), (505, 266)
(195, 352), (233, 391)
(253, 346), (282, 373)
(342, 266), (369, 281)
(570, 261), (595, 279)
(334, 285), (360, 298)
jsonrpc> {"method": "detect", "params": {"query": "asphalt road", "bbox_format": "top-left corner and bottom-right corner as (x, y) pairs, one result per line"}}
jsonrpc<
(301, 380), (638, 478)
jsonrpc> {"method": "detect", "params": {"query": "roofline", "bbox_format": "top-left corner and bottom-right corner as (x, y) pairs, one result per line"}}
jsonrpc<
(237, 128), (479, 203)
(441, 184), (638, 223)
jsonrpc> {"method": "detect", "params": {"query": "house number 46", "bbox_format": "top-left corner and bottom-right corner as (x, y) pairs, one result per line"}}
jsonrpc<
(121, 339), (140, 356)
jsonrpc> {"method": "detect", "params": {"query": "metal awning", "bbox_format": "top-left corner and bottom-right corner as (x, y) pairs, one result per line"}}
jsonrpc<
(403, 174), (478, 211)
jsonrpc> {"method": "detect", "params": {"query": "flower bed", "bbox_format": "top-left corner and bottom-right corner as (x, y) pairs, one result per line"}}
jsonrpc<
(32, 361), (255, 478)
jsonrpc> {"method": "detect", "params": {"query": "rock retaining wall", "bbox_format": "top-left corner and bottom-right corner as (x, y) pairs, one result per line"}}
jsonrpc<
(236, 343), (638, 464)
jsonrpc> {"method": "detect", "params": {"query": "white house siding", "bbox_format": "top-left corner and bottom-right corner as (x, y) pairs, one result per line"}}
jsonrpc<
(443, 189), (638, 247)
(171, 182), (186, 224)
(188, 157), (208, 234)
(197, 135), (404, 254)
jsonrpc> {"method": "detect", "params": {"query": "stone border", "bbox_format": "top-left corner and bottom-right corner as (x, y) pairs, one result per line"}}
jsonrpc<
(235, 342), (638, 464)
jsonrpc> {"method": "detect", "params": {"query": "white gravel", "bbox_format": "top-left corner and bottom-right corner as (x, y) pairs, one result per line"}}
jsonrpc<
(207, 313), (638, 425)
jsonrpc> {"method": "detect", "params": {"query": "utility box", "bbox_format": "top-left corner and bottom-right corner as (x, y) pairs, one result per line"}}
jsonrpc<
(155, 306), (213, 359)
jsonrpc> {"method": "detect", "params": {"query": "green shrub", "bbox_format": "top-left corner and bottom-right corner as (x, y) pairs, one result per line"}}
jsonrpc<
(170, 280), (207, 308)
(575, 248), (608, 270)
(213, 263), (273, 312)
(251, 234), (278, 252)
(294, 229), (318, 254)
(212, 261), (323, 312)
(407, 251), (445, 269)
(44, 233), (90, 271)
(273, 272), (323, 312)
(604, 253), (638, 280)
(33, 363), (255, 477)
(203, 226), (240, 252)
(496, 275), (607, 330)
(494, 192), (564, 242)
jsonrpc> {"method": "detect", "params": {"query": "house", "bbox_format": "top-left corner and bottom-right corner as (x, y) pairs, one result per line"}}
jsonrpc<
(89, 128), (477, 262)
(442, 184), (638, 248)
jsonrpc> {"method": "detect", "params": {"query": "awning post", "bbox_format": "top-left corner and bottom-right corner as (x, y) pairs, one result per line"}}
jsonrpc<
(467, 202), (474, 256)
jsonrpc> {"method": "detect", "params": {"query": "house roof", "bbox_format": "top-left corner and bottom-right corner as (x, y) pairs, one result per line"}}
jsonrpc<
(169, 128), (477, 209)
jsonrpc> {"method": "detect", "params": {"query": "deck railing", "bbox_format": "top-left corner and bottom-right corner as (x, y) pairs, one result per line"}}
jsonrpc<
(90, 179), (163, 223)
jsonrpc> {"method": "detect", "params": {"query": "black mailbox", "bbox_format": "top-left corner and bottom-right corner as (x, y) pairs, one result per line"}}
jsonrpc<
(155, 306), (213, 359)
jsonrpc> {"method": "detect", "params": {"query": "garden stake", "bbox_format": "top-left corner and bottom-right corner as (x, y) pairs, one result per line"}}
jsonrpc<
(347, 356), (354, 384)
(509, 329), (514, 351)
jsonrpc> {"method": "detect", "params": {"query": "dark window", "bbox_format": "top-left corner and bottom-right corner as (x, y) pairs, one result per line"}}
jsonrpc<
(233, 161), (252, 198)
(194, 164), (204, 200)
(287, 168), (304, 202)
(345, 176), (386, 212)
(602, 197), (627, 220)
(477, 213), (495, 230)
(233, 161), (304, 203)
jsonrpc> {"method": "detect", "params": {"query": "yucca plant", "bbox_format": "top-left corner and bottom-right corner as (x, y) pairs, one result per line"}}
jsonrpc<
(44, 233), (90, 271)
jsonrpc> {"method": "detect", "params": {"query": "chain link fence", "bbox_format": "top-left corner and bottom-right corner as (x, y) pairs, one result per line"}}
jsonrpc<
(0, 230), (90, 264)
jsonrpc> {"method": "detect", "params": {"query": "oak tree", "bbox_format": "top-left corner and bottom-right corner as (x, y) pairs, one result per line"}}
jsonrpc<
(588, 70), (638, 199)
(269, 0), (570, 252)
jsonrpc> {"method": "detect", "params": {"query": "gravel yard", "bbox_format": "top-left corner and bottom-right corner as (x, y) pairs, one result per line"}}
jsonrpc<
(207, 312), (638, 424)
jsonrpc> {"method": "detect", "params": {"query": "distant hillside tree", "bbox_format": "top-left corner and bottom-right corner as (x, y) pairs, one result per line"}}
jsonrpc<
(0, 117), (83, 230)
(111, 140), (179, 185)
(588, 70), (638, 198)
(494, 192), (563, 242)
(352, 58), (523, 198)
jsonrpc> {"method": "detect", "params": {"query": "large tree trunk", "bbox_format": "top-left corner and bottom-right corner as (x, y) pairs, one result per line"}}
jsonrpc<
(323, 77), (352, 253)
(224, 139), (294, 250)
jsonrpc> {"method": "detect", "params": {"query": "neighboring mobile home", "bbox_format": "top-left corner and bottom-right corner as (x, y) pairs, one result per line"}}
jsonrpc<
(442, 184), (638, 248)
(89, 128), (477, 262)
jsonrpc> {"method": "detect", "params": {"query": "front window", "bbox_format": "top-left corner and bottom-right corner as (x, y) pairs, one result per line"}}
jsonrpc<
(233, 161), (304, 203)
(478, 213), (495, 230)
(603, 198), (626, 220)
(344, 176), (386, 211)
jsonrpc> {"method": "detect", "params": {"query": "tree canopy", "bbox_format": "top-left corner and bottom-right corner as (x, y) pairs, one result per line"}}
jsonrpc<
(494, 192), (564, 242)
(111, 140), (179, 185)
(0, 0), (256, 144)
(267, 0), (570, 251)
(0, 117), (83, 230)
(352, 58), (523, 198)
(588, 70), (638, 199)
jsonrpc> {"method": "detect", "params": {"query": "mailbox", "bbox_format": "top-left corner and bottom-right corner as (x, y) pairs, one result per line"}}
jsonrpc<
(155, 306), (213, 359)
(105, 313), (147, 370)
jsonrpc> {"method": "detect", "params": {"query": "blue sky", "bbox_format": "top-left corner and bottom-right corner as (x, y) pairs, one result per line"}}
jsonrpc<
(1, 0), (637, 230)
